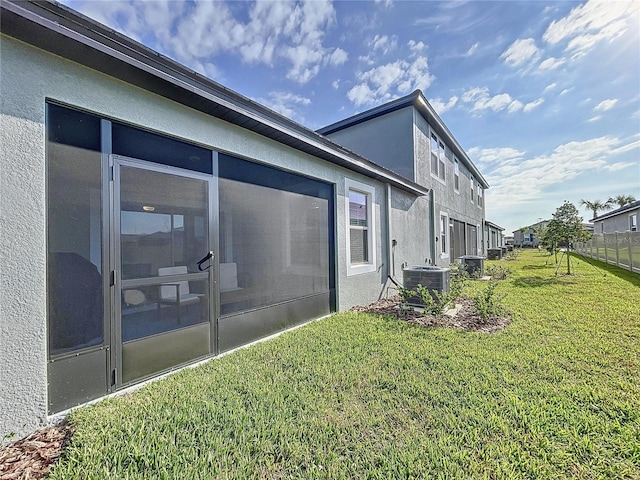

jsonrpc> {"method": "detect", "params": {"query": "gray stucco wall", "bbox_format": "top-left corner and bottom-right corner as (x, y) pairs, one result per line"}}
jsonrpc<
(594, 207), (639, 233)
(389, 190), (432, 274)
(0, 35), (422, 438)
(413, 111), (485, 263)
(324, 107), (415, 181)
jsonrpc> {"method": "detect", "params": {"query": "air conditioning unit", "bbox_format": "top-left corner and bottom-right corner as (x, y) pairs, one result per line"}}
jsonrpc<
(487, 248), (502, 260)
(402, 266), (450, 307)
(459, 255), (484, 277)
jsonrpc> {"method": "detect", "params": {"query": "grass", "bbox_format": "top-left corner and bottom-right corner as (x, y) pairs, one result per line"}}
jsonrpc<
(50, 250), (640, 479)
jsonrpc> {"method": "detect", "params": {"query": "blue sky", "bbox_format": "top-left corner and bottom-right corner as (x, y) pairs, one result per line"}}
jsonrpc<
(61, 0), (640, 234)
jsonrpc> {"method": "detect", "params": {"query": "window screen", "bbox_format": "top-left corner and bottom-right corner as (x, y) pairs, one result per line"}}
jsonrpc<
(218, 154), (333, 315)
(112, 122), (212, 174)
(47, 103), (104, 356)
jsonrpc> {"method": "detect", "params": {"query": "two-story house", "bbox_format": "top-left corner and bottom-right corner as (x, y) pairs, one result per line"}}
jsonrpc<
(318, 91), (490, 265)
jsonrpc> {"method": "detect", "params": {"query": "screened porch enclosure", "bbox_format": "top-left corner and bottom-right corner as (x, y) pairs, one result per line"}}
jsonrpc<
(46, 103), (335, 414)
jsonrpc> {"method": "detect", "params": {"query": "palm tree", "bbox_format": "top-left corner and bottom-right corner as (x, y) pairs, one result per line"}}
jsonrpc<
(580, 198), (613, 220)
(608, 194), (636, 208)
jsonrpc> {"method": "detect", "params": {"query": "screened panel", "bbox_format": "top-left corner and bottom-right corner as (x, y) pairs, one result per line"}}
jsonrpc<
(112, 123), (212, 174)
(218, 155), (332, 316)
(350, 229), (368, 264)
(47, 104), (104, 356)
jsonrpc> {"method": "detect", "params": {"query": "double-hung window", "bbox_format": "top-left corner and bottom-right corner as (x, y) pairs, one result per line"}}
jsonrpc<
(630, 214), (637, 232)
(470, 180), (475, 204)
(430, 133), (446, 182)
(346, 179), (376, 275)
(477, 185), (483, 207)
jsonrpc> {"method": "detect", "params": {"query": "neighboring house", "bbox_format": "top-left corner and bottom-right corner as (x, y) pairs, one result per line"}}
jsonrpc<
(503, 235), (515, 246)
(592, 200), (640, 233)
(0, 0), (489, 439)
(318, 92), (490, 263)
(513, 220), (550, 247)
(485, 221), (504, 249)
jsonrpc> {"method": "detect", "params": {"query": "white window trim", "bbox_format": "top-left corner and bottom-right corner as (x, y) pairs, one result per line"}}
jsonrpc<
(630, 213), (638, 232)
(439, 211), (450, 259)
(345, 178), (377, 276)
(430, 131), (447, 186)
(477, 185), (483, 208)
(470, 179), (475, 204)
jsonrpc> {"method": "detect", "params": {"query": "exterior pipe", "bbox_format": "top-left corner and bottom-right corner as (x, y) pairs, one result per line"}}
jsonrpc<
(385, 183), (393, 279)
(429, 188), (437, 265)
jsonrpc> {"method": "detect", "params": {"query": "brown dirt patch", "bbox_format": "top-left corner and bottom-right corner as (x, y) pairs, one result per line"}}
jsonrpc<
(0, 422), (71, 480)
(350, 295), (511, 333)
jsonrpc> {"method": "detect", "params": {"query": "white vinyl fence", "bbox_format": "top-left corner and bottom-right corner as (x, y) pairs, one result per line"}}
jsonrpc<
(574, 232), (640, 274)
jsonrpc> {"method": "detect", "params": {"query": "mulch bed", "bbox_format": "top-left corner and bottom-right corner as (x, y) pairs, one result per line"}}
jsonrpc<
(1, 297), (509, 478)
(0, 422), (71, 480)
(350, 295), (511, 333)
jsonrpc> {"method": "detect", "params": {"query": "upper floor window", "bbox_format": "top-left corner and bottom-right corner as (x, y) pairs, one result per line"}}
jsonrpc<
(477, 185), (483, 207)
(470, 180), (475, 203)
(454, 159), (460, 192)
(345, 179), (376, 276)
(631, 214), (638, 232)
(430, 133), (445, 182)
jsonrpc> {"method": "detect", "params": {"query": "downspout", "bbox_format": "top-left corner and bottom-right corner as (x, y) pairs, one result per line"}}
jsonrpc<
(429, 188), (437, 265)
(386, 183), (393, 279)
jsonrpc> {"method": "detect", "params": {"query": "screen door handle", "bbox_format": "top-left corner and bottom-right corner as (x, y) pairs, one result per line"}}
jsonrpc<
(197, 251), (214, 271)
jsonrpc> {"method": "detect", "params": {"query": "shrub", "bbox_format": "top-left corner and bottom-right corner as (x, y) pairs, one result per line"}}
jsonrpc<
(472, 281), (506, 322)
(485, 264), (511, 280)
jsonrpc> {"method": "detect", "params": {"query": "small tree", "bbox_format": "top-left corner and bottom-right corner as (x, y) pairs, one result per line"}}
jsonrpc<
(546, 201), (591, 274)
(608, 194), (636, 208)
(580, 198), (613, 220)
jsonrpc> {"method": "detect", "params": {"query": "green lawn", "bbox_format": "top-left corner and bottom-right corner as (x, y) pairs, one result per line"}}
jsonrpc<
(50, 250), (640, 479)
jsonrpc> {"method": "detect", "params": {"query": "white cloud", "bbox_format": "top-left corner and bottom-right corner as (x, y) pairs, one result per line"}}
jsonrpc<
(257, 90), (312, 122)
(543, 83), (557, 93)
(523, 98), (544, 113)
(429, 96), (458, 115)
(347, 83), (376, 107)
(372, 34), (398, 54)
(331, 79), (340, 90)
(465, 42), (479, 57)
(481, 136), (637, 208)
(326, 48), (349, 66)
(538, 57), (565, 71)
(347, 56), (434, 107)
(407, 40), (426, 55)
(560, 88), (573, 96)
(500, 38), (540, 66)
(461, 87), (526, 114)
(594, 99), (618, 112)
(374, 0), (394, 8)
(468, 147), (525, 165)
(603, 162), (635, 172)
(543, 0), (638, 58)
(72, 0), (345, 84)
(588, 115), (602, 123)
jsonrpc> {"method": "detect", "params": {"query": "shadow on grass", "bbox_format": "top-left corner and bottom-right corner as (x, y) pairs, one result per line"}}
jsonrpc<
(521, 264), (554, 271)
(571, 253), (640, 287)
(512, 276), (560, 288)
